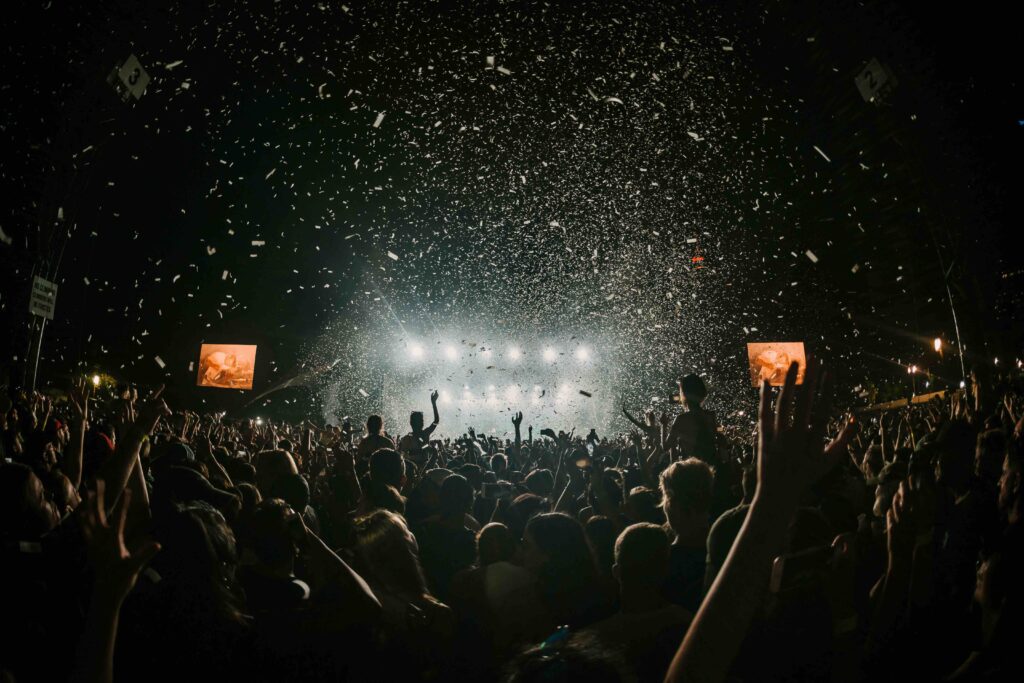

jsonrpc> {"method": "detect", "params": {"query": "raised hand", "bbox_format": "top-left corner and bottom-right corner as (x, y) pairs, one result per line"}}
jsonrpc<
(430, 389), (439, 404)
(69, 378), (92, 424)
(755, 359), (855, 515)
(512, 411), (523, 428)
(135, 385), (171, 435)
(80, 481), (161, 604)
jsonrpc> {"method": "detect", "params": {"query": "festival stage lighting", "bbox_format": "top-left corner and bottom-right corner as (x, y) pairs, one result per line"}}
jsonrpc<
(91, 374), (101, 387)
(409, 343), (424, 360)
(575, 347), (590, 361)
(439, 390), (451, 404)
(445, 345), (458, 360)
(508, 347), (521, 360)
(543, 347), (557, 362)
(933, 338), (942, 352)
(255, 417), (263, 425)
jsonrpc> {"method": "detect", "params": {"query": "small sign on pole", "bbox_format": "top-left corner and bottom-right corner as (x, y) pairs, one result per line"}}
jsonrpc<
(855, 58), (897, 104)
(29, 276), (57, 320)
(107, 53), (150, 101)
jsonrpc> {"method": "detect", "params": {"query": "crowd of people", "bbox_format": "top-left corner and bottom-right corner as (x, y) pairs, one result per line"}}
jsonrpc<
(1, 360), (1022, 682)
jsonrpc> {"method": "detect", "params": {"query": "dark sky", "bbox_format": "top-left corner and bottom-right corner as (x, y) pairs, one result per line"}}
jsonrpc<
(2, 0), (1021, 419)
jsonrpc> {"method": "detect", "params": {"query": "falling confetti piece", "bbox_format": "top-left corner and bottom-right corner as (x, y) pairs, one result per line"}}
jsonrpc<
(805, 249), (818, 263)
(372, 112), (385, 128)
(154, 356), (166, 369)
(812, 145), (831, 162)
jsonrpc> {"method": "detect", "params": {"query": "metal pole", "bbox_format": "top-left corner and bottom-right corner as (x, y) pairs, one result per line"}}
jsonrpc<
(30, 316), (47, 391)
(944, 276), (968, 383)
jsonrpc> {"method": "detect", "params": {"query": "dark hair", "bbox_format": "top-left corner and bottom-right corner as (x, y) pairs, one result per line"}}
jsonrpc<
(269, 473), (310, 511)
(369, 448), (405, 488)
(246, 498), (298, 570)
(504, 632), (634, 683)
(681, 374), (708, 402)
(614, 523), (670, 585)
(366, 481), (406, 515)
(353, 510), (430, 599)
(478, 523), (516, 565)
(526, 513), (600, 627)
(367, 415), (383, 434)
(584, 515), (617, 578)
(524, 468), (554, 498)
(439, 474), (474, 518)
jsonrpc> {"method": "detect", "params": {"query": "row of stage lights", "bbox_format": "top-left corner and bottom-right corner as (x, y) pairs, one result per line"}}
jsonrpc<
(428, 383), (579, 405)
(404, 343), (592, 363)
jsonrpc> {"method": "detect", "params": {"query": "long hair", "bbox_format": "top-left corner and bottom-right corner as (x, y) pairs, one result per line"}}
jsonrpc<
(525, 512), (600, 626)
(353, 510), (430, 599)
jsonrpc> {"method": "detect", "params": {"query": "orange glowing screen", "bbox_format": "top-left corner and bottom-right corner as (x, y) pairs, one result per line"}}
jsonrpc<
(746, 342), (806, 387)
(197, 344), (257, 390)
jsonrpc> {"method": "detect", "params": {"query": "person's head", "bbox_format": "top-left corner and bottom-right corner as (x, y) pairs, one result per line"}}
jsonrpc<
(935, 419), (975, 494)
(39, 470), (81, 520)
(613, 523), (671, 592)
(976, 429), (1008, 485)
(506, 493), (549, 541)
(478, 522), (517, 566)
(0, 463), (59, 538)
(366, 481), (406, 516)
(584, 515), (617, 577)
(504, 632), (633, 683)
(439, 473), (474, 520)
(410, 410), (425, 432)
(152, 501), (244, 623)
(490, 453), (509, 476)
(680, 374), (708, 406)
(246, 498), (301, 573)
(524, 513), (600, 625)
(524, 468), (554, 498)
(624, 486), (664, 525)
(268, 473), (311, 512)
(659, 458), (713, 537)
(366, 415), (384, 435)
(254, 449), (298, 497)
(523, 512), (595, 579)
(998, 445), (1022, 523)
(862, 444), (884, 480)
(353, 509), (429, 598)
(369, 448), (406, 489)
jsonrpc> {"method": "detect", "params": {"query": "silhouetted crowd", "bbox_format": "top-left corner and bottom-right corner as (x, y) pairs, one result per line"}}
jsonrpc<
(2, 364), (1021, 683)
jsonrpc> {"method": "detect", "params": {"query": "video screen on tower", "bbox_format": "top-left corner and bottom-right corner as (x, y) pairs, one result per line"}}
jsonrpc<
(196, 344), (257, 390)
(746, 342), (806, 387)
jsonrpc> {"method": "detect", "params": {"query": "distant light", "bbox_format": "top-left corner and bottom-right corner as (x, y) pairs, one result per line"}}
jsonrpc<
(487, 384), (496, 393)
(91, 374), (101, 387)
(409, 343), (424, 360)
(575, 347), (590, 361)
(994, 357), (999, 366)
(909, 365), (918, 374)
(444, 345), (458, 360)
(255, 417), (263, 425)
(508, 347), (522, 360)
(933, 338), (942, 352)
(925, 381), (930, 388)
(959, 380), (966, 388)
(543, 348), (557, 362)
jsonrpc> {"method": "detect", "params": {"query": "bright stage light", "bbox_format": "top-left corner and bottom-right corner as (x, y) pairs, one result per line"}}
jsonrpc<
(439, 390), (451, 404)
(409, 343), (424, 360)
(575, 347), (590, 361)
(445, 345), (458, 360)
(487, 384), (496, 393)
(91, 374), (101, 387)
(508, 347), (521, 360)
(543, 347), (557, 362)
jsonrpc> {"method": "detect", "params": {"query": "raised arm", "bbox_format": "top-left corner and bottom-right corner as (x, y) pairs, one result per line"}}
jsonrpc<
(97, 387), (170, 510)
(664, 360), (854, 683)
(66, 378), (91, 490)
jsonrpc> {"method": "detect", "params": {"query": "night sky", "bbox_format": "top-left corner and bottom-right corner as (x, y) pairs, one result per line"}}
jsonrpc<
(2, 0), (1021, 428)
